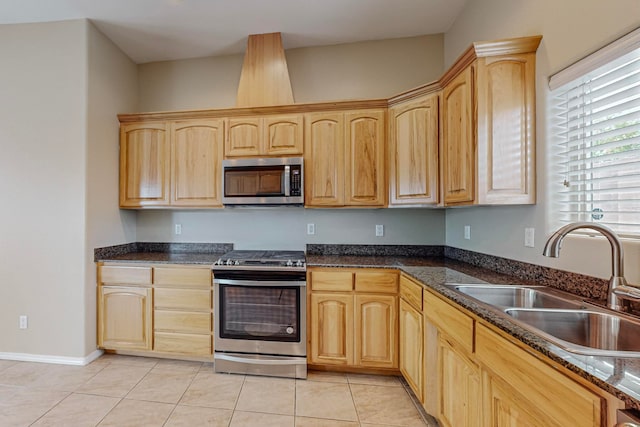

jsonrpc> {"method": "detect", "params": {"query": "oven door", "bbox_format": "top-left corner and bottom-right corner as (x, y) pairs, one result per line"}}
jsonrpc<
(214, 276), (306, 357)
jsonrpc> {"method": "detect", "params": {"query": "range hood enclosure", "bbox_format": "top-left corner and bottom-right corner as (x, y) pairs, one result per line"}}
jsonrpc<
(236, 32), (295, 107)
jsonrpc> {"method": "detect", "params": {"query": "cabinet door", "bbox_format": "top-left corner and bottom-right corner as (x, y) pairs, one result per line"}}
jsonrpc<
(389, 95), (439, 205)
(399, 299), (423, 400)
(442, 66), (475, 205)
(264, 114), (303, 155)
(476, 54), (536, 204)
(309, 293), (354, 365)
(355, 294), (397, 368)
(226, 117), (261, 157)
(484, 372), (559, 427)
(345, 110), (386, 206)
(304, 112), (345, 206)
(171, 119), (224, 207)
(98, 286), (152, 350)
(119, 122), (170, 207)
(438, 336), (481, 427)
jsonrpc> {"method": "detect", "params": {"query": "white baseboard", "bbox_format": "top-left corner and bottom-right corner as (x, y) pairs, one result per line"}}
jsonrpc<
(0, 349), (104, 366)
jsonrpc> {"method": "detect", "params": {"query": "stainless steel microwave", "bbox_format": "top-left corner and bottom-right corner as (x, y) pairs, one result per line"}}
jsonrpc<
(222, 157), (304, 206)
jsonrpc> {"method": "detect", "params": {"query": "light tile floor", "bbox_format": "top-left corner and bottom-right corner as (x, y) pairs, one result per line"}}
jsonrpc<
(0, 354), (435, 426)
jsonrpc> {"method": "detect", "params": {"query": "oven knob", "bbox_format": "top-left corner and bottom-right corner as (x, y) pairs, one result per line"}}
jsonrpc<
(296, 260), (304, 267)
(234, 260), (240, 265)
(226, 259), (233, 265)
(286, 326), (294, 334)
(286, 260), (293, 267)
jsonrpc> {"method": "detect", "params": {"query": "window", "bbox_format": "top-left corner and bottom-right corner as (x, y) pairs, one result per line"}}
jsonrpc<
(550, 28), (640, 236)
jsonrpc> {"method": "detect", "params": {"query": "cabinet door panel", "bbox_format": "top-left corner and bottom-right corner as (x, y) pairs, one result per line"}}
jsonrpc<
(264, 114), (303, 155)
(355, 294), (397, 368)
(226, 118), (261, 157)
(310, 293), (354, 365)
(345, 110), (385, 206)
(120, 122), (170, 207)
(476, 55), (536, 204)
(304, 113), (345, 206)
(171, 119), (224, 207)
(399, 299), (423, 400)
(389, 95), (439, 205)
(443, 67), (475, 205)
(98, 286), (152, 350)
(438, 336), (481, 427)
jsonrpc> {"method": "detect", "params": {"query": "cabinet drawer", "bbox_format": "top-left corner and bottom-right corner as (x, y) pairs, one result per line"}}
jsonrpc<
(155, 288), (211, 311)
(154, 267), (211, 287)
(155, 310), (211, 333)
(423, 289), (474, 353)
(154, 332), (212, 356)
(100, 266), (152, 285)
(400, 275), (423, 311)
(355, 271), (398, 293)
(476, 324), (603, 427)
(310, 270), (354, 292)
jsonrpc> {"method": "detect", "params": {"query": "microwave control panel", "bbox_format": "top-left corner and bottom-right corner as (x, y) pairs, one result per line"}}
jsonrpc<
(290, 166), (302, 196)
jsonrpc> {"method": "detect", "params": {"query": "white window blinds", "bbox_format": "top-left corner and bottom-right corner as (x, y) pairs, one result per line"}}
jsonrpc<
(551, 29), (640, 236)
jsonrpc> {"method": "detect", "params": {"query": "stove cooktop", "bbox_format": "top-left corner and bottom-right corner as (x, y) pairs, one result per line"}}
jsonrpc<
(213, 250), (306, 269)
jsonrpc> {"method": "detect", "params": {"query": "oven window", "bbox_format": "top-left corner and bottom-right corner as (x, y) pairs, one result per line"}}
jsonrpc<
(219, 285), (300, 342)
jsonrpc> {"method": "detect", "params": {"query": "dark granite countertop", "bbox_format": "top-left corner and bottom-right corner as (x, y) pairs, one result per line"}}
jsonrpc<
(307, 254), (640, 411)
(94, 242), (233, 265)
(98, 251), (226, 265)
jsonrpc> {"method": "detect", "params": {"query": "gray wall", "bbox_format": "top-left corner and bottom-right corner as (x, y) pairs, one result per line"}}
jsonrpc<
(444, 0), (640, 283)
(135, 34), (448, 249)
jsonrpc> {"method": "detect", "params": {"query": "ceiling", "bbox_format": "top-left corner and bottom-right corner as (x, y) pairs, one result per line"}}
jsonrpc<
(0, 0), (467, 64)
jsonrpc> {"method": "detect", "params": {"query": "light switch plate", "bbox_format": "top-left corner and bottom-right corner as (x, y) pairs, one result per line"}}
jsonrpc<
(525, 227), (535, 247)
(464, 225), (471, 240)
(307, 223), (315, 235)
(375, 224), (384, 237)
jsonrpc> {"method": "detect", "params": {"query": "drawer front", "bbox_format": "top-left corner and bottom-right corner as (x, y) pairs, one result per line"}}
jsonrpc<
(155, 310), (211, 333)
(155, 288), (211, 311)
(400, 275), (423, 311)
(100, 266), (152, 285)
(310, 270), (354, 292)
(355, 271), (398, 293)
(154, 332), (212, 356)
(423, 289), (474, 353)
(154, 267), (211, 288)
(476, 324), (602, 427)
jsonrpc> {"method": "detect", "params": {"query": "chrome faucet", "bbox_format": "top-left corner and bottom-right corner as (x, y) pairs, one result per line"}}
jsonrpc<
(542, 222), (640, 311)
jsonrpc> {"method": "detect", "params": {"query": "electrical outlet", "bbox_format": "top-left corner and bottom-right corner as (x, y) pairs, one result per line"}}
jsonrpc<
(307, 223), (315, 235)
(175, 224), (182, 235)
(375, 224), (384, 237)
(464, 225), (471, 240)
(525, 227), (535, 248)
(19, 315), (27, 329)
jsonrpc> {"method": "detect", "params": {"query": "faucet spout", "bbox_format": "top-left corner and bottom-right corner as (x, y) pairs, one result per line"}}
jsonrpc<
(542, 222), (630, 310)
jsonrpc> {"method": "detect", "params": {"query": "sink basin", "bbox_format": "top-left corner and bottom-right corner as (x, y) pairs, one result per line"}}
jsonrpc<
(505, 308), (640, 357)
(449, 285), (584, 309)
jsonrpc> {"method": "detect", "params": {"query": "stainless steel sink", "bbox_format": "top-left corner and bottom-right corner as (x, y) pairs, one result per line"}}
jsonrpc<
(448, 284), (584, 309)
(505, 308), (640, 357)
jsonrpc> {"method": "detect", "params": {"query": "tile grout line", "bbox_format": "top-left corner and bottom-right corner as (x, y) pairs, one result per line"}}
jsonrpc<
(159, 363), (204, 426)
(346, 377), (363, 426)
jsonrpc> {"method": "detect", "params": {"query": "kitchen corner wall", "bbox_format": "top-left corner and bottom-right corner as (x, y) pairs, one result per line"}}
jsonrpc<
(444, 0), (640, 283)
(135, 34), (447, 249)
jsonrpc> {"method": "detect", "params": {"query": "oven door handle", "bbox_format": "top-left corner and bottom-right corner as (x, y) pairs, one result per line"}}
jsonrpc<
(214, 278), (307, 287)
(215, 353), (307, 366)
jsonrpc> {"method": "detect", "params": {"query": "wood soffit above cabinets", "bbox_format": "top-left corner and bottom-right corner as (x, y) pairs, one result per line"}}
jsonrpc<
(118, 35), (542, 123)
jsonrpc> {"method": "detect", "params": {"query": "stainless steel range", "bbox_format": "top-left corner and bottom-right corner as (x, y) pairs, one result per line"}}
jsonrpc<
(212, 250), (307, 379)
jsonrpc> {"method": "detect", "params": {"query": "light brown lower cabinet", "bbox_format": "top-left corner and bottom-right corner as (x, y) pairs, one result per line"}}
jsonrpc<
(308, 268), (398, 370)
(97, 263), (213, 359)
(422, 286), (624, 427)
(399, 275), (424, 401)
(98, 285), (152, 351)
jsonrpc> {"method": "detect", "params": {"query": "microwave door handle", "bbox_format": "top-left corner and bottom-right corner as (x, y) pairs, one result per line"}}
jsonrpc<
(284, 165), (291, 196)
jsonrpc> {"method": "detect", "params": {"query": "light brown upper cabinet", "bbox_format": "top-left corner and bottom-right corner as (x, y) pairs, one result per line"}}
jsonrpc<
(171, 119), (224, 207)
(120, 122), (171, 207)
(389, 94), (439, 205)
(120, 119), (224, 208)
(225, 114), (303, 157)
(305, 109), (385, 207)
(441, 36), (540, 206)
